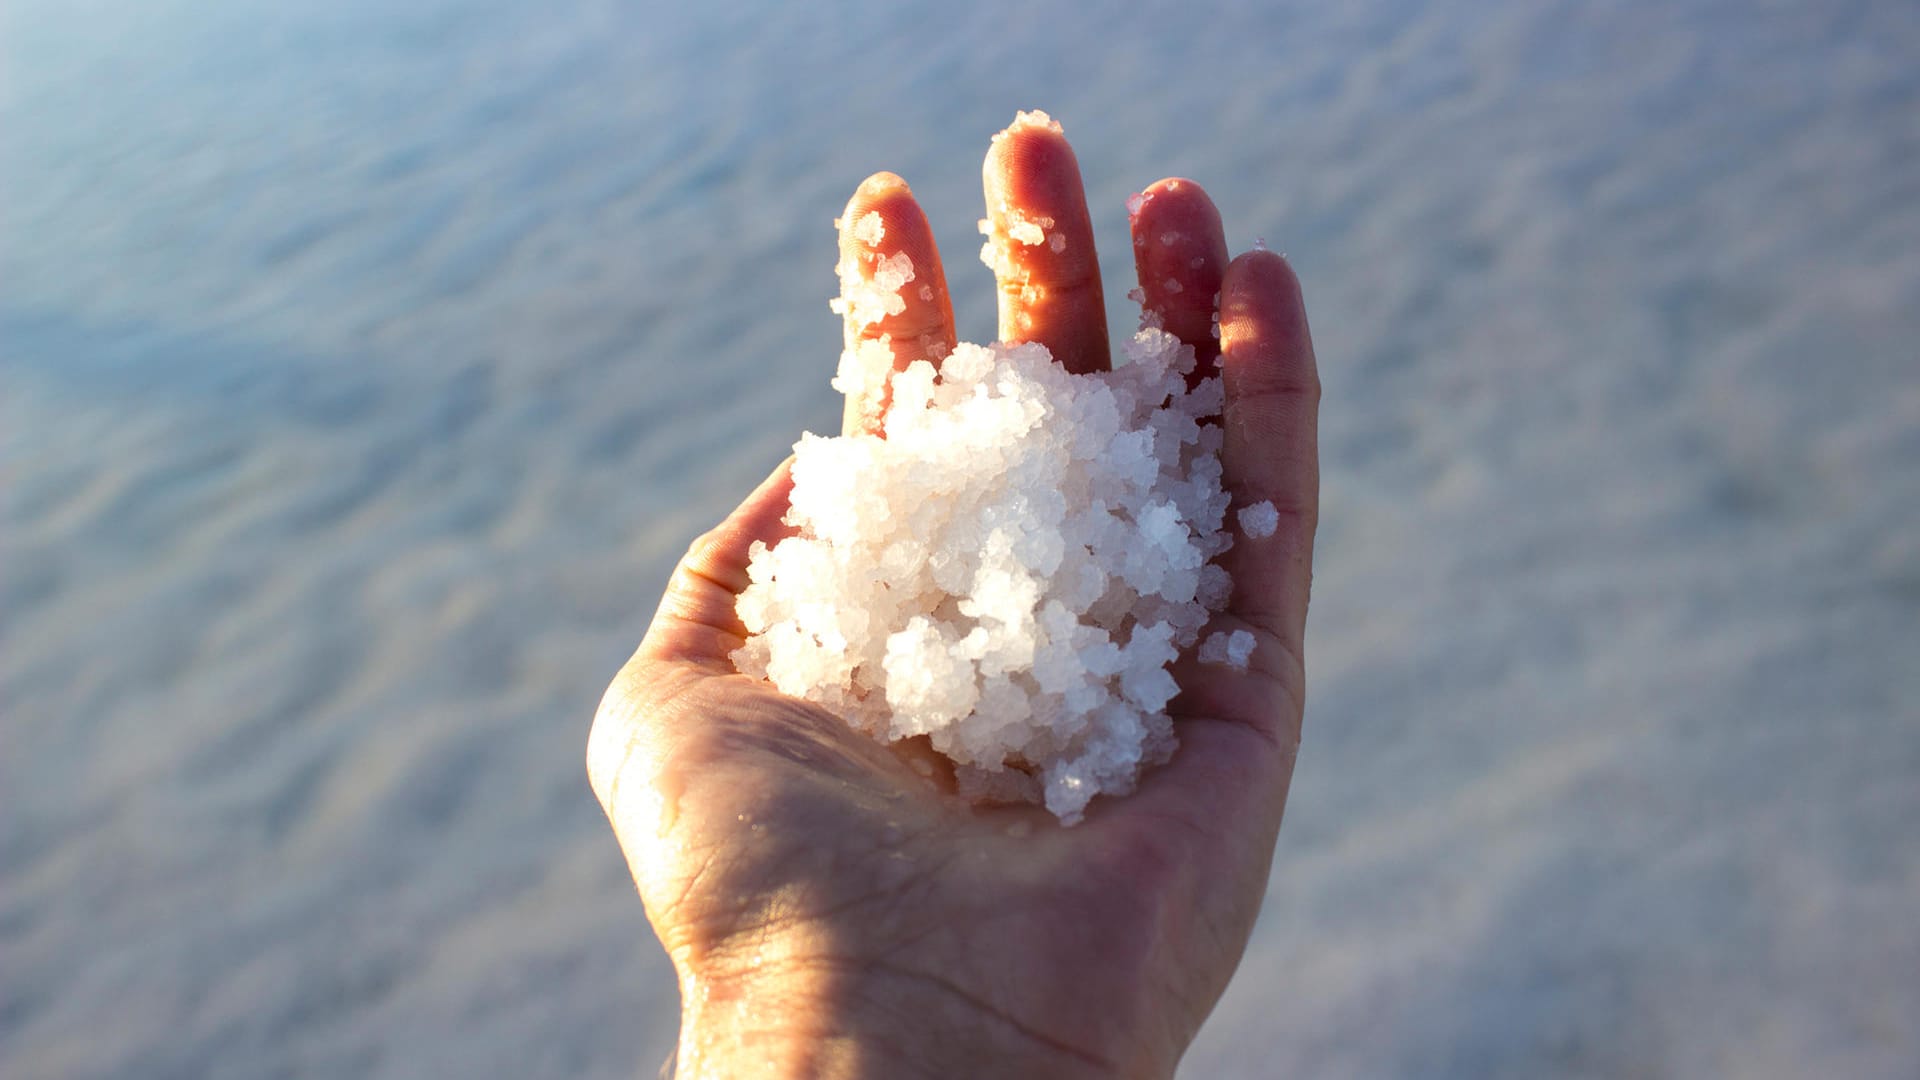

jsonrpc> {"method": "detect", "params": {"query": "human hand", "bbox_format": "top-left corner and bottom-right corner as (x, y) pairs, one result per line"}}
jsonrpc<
(588, 116), (1320, 1079)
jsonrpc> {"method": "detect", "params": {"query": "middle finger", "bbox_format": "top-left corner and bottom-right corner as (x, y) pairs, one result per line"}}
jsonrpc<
(981, 111), (1110, 374)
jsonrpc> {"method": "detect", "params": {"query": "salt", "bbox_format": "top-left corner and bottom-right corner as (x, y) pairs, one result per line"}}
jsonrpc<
(1198, 629), (1257, 670)
(1006, 216), (1047, 246)
(1238, 500), (1280, 539)
(1008, 108), (1063, 134)
(736, 174), (1242, 825)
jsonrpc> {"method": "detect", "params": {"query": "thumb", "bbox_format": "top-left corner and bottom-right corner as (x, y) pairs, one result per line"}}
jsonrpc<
(636, 455), (796, 669)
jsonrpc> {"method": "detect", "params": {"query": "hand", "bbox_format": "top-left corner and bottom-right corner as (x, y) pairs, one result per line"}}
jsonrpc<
(588, 116), (1320, 1079)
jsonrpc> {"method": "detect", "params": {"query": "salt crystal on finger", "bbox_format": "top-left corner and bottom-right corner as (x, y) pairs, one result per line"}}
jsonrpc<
(1238, 500), (1280, 539)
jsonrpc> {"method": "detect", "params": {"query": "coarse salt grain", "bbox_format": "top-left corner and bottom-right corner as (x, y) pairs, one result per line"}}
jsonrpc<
(1198, 629), (1256, 669)
(1238, 500), (1279, 539)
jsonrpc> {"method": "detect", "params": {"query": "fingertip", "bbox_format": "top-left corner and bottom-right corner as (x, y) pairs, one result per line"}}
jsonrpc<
(856, 170), (910, 197)
(1128, 176), (1217, 223)
(982, 110), (1074, 196)
(1128, 177), (1229, 379)
(1222, 246), (1300, 299)
(837, 173), (936, 267)
(839, 172), (914, 239)
(1220, 249), (1311, 372)
(1128, 177), (1226, 268)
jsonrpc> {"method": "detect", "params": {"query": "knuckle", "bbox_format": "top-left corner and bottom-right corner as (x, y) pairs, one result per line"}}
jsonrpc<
(681, 526), (723, 571)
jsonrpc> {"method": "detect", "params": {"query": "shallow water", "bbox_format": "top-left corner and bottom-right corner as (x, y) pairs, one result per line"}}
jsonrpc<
(4, 1), (1918, 1076)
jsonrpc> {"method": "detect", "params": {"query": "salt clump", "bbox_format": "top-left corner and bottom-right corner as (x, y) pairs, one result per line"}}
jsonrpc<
(852, 210), (886, 247)
(735, 186), (1239, 825)
(1238, 500), (1280, 539)
(1198, 629), (1257, 670)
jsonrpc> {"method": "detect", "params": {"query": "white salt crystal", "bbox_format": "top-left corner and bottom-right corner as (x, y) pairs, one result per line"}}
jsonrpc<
(1197, 563), (1233, 609)
(829, 248), (915, 329)
(1238, 500), (1280, 539)
(1009, 108), (1062, 134)
(735, 210), (1241, 825)
(1160, 231), (1179, 247)
(830, 337), (896, 429)
(1164, 278), (1183, 294)
(994, 209), (1056, 258)
(1198, 629), (1257, 669)
(1048, 232), (1066, 253)
(852, 211), (885, 246)
(1197, 631), (1226, 664)
(1228, 631), (1256, 668)
(1007, 218), (1046, 246)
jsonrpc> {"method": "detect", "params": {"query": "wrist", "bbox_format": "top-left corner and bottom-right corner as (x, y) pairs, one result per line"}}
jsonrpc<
(673, 963), (902, 1080)
(671, 957), (1137, 1080)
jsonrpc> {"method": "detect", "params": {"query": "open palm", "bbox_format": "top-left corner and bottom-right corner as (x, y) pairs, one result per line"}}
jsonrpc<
(589, 117), (1320, 1079)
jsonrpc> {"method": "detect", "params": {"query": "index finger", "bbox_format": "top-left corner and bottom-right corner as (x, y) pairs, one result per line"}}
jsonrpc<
(833, 172), (956, 435)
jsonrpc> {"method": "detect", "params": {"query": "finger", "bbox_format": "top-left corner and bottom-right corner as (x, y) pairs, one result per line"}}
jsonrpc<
(1216, 249), (1320, 717)
(981, 111), (1109, 374)
(637, 456), (797, 667)
(1128, 178), (1229, 385)
(833, 172), (956, 435)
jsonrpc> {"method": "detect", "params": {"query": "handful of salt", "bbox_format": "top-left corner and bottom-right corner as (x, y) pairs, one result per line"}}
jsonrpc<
(733, 212), (1263, 823)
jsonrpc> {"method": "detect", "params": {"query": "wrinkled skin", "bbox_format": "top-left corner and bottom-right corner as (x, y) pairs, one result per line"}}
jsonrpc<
(589, 118), (1321, 1079)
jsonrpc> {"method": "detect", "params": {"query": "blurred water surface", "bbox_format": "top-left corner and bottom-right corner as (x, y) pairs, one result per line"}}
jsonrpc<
(4, 1), (1918, 1076)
